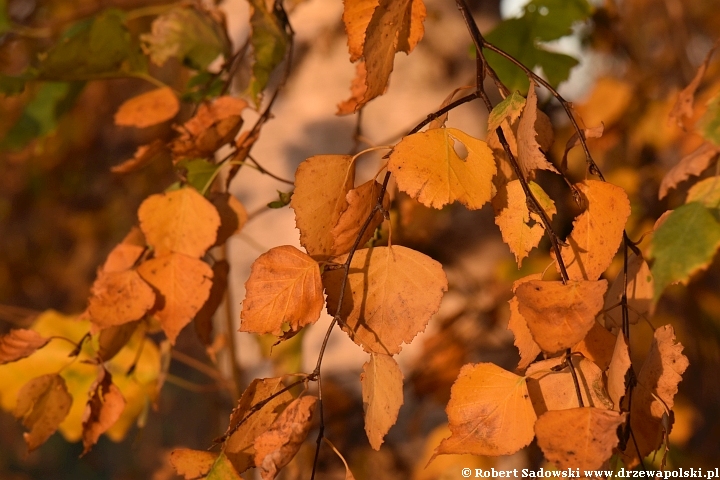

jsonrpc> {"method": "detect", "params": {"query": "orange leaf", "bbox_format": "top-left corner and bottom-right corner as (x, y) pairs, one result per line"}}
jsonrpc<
(0, 329), (50, 365)
(507, 274), (543, 371)
(102, 227), (146, 273)
(111, 140), (167, 174)
(361, 353), (403, 450)
(81, 368), (125, 456)
(138, 186), (221, 258)
(240, 246), (324, 336)
(137, 253), (213, 344)
(170, 448), (219, 480)
(517, 80), (559, 177)
(225, 377), (294, 473)
(604, 253), (654, 328)
(86, 270), (156, 329)
(331, 179), (390, 254)
(343, 0), (378, 63)
(337, 62), (369, 115)
(433, 363), (536, 457)
(13, 374), (72, 452)
(515, 280), (608, 354)
(572, 322), (616, 371)
(388, 128), (496, 210)
(114, 87), (179, 128)
(324, 246), (447, 354)
(535, 408), (626, 471)
(253, 395), (317, 480)
(291, 155), (355, 259)
(554, 180), (631, 281)
(606, 331), (631, 411)
(659, 141), (720, 199)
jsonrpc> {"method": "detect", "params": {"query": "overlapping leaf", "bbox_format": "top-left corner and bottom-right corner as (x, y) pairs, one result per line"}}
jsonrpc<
(604, 253), (653, 328)
(331, 179), (390, 254)
(114, 87), (179, 128)
(81, 368), (125, 455)
(360, 353), (403, 450)
(507, 274), (543, 370)
(13, 374), (72, 451)
(659, 142), (720, 199)
(517, 80), (559, 177)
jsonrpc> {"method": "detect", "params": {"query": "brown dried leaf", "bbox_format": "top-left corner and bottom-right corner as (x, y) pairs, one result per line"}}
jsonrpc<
(240, 246), (324, 336)
(515, 280), (608, 354)
(86, 270), (156, 329)
(517, 80), (559, 177)
(81, 368), (125, 455)
(536, 408), (626, 471)
(669, 42), (718, 128)
(137, 253), (214, 344)
(620, 325), (689, 468)
(97, 321), (140, 362)
(433, 363), (536, 457)
(361, 353), (403, 450)
(225, 377), (294, 474)
(114, 87), (179, 128)
(607, 331), (631, 411)
(324, 246), (447, 354)
(555, 180), (631, 281)
(138, 186), (221, 258)
(337, 62), (369, 115)
(659, 141), (720, 199)
(388, 128), (496, 210)
(170, 448), (219, 480)
(572, 322), (616, 371)
(291, 155), (355, 259)
(111, 140), (167, 174)
(13, 374), (72, 451)
(194, 260), (229, 346)
(0, 329), (50, 365)
(331, 180), (390, 254)
(253, 395), (317, 480)
(604, 253), (654, 328)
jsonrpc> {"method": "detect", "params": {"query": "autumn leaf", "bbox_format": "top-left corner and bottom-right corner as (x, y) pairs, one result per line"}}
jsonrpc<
(517, 80), (559, 177)
(170, 448), (219, 480)
(572, 322), (616, 371)
(0, 329), (50, 365)
(137, 253), (214, 344)
(343, 0), (379, 63)
(138, 186), (221, 258)
(361, 353), (403, 450)
(247, 0), (289, 104)
(686, 175), (720, 208)
(210, 192), (248, 246)
(433, 363), (536, 458)
(487, 91), (525, 135)
(111, 140), (167, 174)
(606, 331), (631, 411)
(337, 62), (369, 115)
(535, 408), (625, 471)
(225, 377), (294, 473)
(240, 245), (324, 336)
(97, 321), (140, 362)
(292, 155), (356, 259)
(620, 325), (689, 468)
(114, 87), (179, 128)
(669, 42), (718, 128)
(13, 374), (72, 451)
(324, 246), (447, 354)
(507, 274), (543, 371)
(331, 179), (390, 254)
(81, 367), (126, 455)
(194, 260), (229, 346)
(604, 253), (653, 328)
(206, 453), (244, 480)
(86, 269), (156, 329)
(388, 128), (496, 210)
(515, 279), (608, 354)
(659, 142), (720, 199)
(102, 227), (146, 273)
(493, 180), (556, 266)
(555, 180), (631, 281)
(253, 395), (317, 480)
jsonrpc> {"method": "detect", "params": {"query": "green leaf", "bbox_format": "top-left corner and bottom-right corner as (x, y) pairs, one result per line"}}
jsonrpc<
(650, 202), (720, 302)
(177, 158), (220, 193)
(38, 9), (146, 80)
(698, 94), (720, 146)
(140, 7), (227, 71)
(181, 71), (225, 103)
(487, 91), (526, 133)
(485, 0), (591, 93)
(206, 452), (242, 480)
(686, 176), (720, 209)
(247, 0), (289, 105)
(268, 190), (293, 208)
(1, 82), (84, 151)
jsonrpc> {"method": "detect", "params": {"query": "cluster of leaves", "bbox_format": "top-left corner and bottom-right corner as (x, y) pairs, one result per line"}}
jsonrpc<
(2, 0), (717, 477)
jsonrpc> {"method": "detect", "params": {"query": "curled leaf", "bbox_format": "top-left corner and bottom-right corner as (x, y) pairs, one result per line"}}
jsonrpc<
(0, 329), (50, 365)
(13, 374), (72, 451)
(81, 368), (126, 455)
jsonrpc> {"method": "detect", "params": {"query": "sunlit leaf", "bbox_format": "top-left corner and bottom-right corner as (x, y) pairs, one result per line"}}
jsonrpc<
(361, 353), (403, 450)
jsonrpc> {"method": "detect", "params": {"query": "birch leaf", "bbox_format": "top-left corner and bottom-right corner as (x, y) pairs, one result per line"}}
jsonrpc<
(0, 329), (50, 365)
(114, 87), (179, 128)
(517, 80), (559, 177)
(86, 269), (156, 329)
(361, 353), (404, 450)
(507, 274), (543, 371)
(659, 142), (720, 199)
(331, 179), (390, 254)
(13, 374), (72, 452)
(604, 253), (653, 328)
(607, 331), (631, 411)
(487, 92), (525, 134)
(81, 368), (126, 455)
(170, 448), (219, 480)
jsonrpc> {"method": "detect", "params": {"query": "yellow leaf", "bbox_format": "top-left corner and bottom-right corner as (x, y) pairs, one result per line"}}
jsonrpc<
(81, 367), (126, 455)
(324, 246), (447, 354)
(137, 253), (214, 344)
(139, 186), (221, 258)
(414, 424), (496, 480)
(515, 280), (608, 354)
(507, 274), (543, 371)
(13, 374), (72, 452)
(554, 180), (631, 281)
(607, 331), (631, 411)
(433, 363), (536, 457)
(86, 269), (156, 329)
(604, 253), (653, 328)
(170, 448), (219, 480)
(517, 80), (558, 177)
(0, 329), (50, 365)
(343, 0), (378, 62)
(388, 128), (496, 210)
(361, 353), (403, 450)
(331, 179), (390, 254)
(240, 246), (324, 336)
(291, 155), (355, 259)
(114, 87), (179, 128)
(535, 408), (626, 471)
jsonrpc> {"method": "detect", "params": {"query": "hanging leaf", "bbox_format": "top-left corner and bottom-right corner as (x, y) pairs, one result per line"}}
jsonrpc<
(324, 246), (447, 354)
(240, 245), (324, 336)
(650, 202), (720, 302)
(659, 142), (720, 199)
(331, 179), (390, 254)
(102, 227), (146, 273)
(253, 395), (317, 480)
(388, 128), (496, 210)
(111, 140), (167, 174)
(515, 279), (607, 354)
(246, 0), (289, 104)
(554, 180), (631, 281)
(138, 186), (221, 259)
(516, 80), (559, 177)
(432, 363), (536, 457)
(507, 274), (543, 370)
(535, 408), (626, 471)
(686, 175), (720, 208)
(606, 331), (631, 411)
(211, 193), (248, 245)
(13, 374), (72, 452)
(487, 91), (526, 134)
(604, 253), (653, 328)
(360, 353), (404, 450)
(0, 329), (50, 365)
(194, 260), (230, 345)
(81, 368), (126, 455)
(114, 87), (179, 128)
(177, 158), (222, 193)
(137, 253), (214, 344)
(85, 269), (156, 329)
(291, 155), (355, 259)
(170, 448), (219, 480)
(572, 322), (616, 371)
(97, 321), (140, 362)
